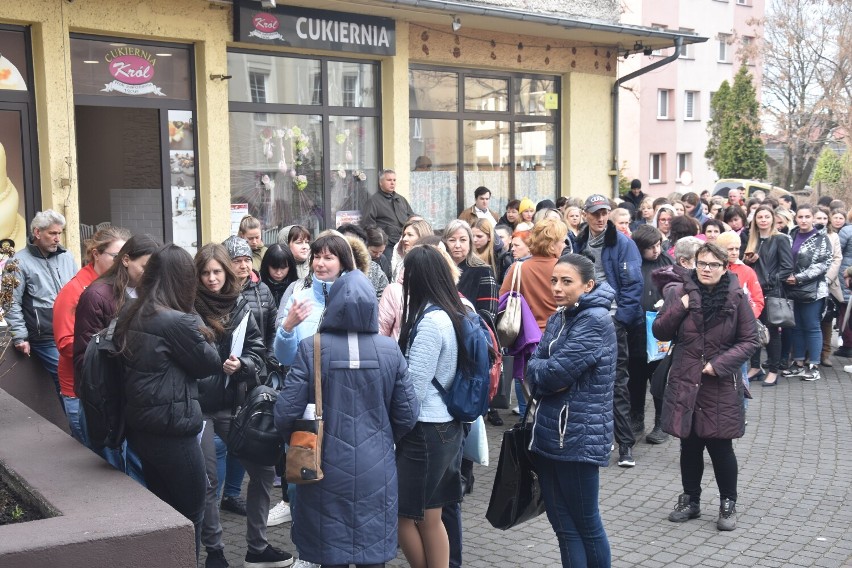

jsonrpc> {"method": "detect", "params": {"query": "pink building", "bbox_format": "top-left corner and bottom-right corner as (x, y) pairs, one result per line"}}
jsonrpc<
(618, 0), (764, 197)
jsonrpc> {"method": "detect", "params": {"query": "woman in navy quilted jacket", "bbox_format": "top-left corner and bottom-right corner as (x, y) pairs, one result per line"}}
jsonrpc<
(526, 254), (616, 568)
(274, 270), (420, 568)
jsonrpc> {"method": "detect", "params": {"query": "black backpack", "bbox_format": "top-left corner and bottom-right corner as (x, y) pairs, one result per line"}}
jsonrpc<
(226, 385), (285, 466)
(78, 318), (126, 449)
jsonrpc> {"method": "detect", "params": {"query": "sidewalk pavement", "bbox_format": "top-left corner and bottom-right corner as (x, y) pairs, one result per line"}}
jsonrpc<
(217, 363), (852, 567)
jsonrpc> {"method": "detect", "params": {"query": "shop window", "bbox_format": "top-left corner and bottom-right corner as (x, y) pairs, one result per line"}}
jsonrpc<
(410, 66), (559, 229)
(409, 69), (459, 112)
(464, 120), (510, 220)
(514, 123), (555, 208)
(228, 51), (380, 233)
(465, 77), (509, 112)
(410, 118), (459, 229)
(514, 77), (557, 117)
(0, 26), (39, 249)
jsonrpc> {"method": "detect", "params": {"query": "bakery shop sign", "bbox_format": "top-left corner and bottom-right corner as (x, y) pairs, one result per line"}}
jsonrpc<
(235, 2), (395, 56)
(101, 47), (166, 96)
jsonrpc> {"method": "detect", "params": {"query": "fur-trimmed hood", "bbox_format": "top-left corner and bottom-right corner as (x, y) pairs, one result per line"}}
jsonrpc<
(345, 236), (371, 274)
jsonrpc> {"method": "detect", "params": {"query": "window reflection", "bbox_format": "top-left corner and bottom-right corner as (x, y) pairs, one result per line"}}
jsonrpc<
(464, 77), (508, 112)
(228, 53), (321, 105)
(409, 69), (458, 112)
(328, 61), (376, 107)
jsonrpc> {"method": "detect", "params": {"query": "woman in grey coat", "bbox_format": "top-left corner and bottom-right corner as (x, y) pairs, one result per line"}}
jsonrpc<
(274, 270), (420, 568)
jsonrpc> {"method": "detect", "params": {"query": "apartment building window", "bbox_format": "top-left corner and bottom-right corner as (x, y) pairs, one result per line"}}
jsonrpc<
(650, 153), (665, 183)
(684, 91), (699, 120)
(678, 29), (695, 59)
(651, 24), (667, 56)
(718, 34), (731, 63)
(709, 91), (716, 118)
(736, 0), (750, 5)
(676, 153), (691, 181)
(657, 89), (671, 119)
(741, 36), (753, 65)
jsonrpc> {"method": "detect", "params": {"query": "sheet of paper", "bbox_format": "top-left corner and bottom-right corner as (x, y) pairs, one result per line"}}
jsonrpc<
(225, 311), (251, 389)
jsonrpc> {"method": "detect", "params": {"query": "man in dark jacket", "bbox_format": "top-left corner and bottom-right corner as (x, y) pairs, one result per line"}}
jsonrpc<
(622, 179), (646, 215)
(7, 209), (78, 402)
(361, 169), (414, 259)
(574, 194), (644, 468)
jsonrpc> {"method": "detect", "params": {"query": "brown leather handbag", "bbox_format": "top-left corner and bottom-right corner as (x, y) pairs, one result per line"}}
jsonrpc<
(285, 334), (324, 484)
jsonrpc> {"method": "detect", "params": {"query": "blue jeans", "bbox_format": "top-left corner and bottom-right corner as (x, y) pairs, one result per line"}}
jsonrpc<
(61, 395), (89, 445)
(514, 378), (527, 418)
(792, 299), (824, 365)
(534, 456), (611, 568)
(214, 433), (246, 499)
(30, 339), (62, 404)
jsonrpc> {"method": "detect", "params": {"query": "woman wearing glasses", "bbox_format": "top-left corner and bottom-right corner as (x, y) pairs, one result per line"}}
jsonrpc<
(652, 243), (759, 532)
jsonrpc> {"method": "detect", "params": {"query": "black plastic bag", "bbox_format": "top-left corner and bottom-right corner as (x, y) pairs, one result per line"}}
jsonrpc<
(486, 401), (546, 530)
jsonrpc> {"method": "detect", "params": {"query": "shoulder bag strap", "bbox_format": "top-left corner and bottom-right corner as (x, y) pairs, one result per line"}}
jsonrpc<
(313, 334), (323, 420)
(512, 260), (522, 294)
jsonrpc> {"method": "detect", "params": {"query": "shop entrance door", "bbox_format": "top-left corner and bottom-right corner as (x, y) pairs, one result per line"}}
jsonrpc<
(70, 35), (198, 253)
(75, 105), (165, 245)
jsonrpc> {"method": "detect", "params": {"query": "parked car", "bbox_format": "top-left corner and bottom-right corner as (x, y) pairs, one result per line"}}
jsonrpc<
(712, 179), (791, 200)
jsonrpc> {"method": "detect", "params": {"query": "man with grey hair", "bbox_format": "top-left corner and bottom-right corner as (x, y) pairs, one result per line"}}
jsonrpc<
(673, 236), (703, 269)
(361, 169), (414, 258)
(7, 209), (78, 402)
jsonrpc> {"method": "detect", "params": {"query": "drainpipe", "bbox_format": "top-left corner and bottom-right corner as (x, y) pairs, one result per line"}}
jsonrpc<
(611, 37), (683, 198)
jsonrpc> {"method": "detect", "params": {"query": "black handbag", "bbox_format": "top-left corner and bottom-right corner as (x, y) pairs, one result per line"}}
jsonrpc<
(765, 287), (795, 328)
(489, 353), (514, 409)
(486, 398), (547, 530)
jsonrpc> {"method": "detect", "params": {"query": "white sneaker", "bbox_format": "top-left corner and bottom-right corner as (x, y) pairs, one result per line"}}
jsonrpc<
(292, 560), (320, 568)
(844, 364), (852, 373)
(267, 500), (292, 526)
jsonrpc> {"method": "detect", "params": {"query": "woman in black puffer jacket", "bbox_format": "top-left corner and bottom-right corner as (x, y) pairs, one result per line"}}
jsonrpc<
(114, 244), (222, 561)
(194, 243), (292, 567)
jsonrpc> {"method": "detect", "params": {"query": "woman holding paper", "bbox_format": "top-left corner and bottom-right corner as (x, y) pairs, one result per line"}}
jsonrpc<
(193, 243), (293, 568)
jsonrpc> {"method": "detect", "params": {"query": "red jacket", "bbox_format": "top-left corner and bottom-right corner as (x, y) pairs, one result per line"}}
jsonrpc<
(52, 264), (98, 397)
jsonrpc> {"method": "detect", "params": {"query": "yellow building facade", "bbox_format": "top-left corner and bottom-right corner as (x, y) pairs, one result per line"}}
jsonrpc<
(0, 0), (691, 260)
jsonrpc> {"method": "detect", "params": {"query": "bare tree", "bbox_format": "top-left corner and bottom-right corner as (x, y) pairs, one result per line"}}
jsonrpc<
(756, 0), (845, 192)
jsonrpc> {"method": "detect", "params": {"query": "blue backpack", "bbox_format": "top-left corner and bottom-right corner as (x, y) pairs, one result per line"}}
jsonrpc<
(412, 306), (495, 422)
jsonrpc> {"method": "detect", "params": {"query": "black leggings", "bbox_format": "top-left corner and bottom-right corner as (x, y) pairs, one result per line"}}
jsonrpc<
(680, 429), (738, 503)
(627, 357), (662, 422)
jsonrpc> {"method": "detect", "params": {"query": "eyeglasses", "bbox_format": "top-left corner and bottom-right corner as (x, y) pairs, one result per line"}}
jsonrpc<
(103, 251), (120, 258)
(696, 261), (725, 271)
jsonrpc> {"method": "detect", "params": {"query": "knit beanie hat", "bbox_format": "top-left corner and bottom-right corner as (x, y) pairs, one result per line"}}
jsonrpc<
(518, 197), (535, 214)
(222, 235), (252, 260)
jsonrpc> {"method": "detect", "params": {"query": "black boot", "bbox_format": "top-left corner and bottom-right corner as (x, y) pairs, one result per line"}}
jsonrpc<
(645, 417), (669, 444)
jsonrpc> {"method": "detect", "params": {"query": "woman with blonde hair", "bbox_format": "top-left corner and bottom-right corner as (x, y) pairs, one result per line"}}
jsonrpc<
(564, 205), (583, 237)
(741, 205), (793, 386)
(391, 218), (433, 281)
(471, 217), (499, 281)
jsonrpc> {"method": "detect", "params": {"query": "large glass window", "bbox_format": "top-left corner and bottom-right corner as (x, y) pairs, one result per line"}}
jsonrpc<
(0, 26), (39, 250)
(228, 51), (380, 234)
(410, 118), (458, 226)
(409, 67), (559, 229)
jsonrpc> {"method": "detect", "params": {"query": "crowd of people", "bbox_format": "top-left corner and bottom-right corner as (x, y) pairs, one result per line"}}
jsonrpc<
(5, 170), (852, 568)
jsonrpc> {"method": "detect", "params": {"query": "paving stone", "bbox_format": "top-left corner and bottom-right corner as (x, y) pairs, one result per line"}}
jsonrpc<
(201, 360), (852, 567)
